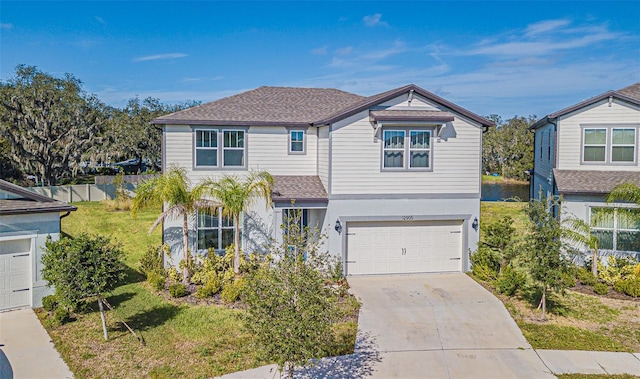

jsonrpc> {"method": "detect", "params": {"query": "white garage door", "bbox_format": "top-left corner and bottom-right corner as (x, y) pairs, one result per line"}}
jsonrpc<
(346, 220), (463, 275)
(0, 239), (32, 311)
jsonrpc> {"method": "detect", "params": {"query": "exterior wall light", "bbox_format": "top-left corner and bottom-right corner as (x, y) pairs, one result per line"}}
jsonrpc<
(335, 219), (343, 234)
(472, 217), (479, 231)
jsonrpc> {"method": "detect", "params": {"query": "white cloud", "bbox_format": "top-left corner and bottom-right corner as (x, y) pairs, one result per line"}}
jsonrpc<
(0, 23), (13, 29)
(133, 53), (188, 62)
(363, 13), (388, 27)
(94, 16), (107, 26)
(311, 46), (328, 55)
(524, 19), (571, 37)
(335, 46), (353, 55)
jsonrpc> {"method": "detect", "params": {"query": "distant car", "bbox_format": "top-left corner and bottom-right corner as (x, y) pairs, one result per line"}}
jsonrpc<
(112, 158), (147, 174)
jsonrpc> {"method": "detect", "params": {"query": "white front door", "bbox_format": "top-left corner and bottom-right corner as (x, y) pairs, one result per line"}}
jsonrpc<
(346, 220), (463, 275)
(0, 239), (32, 311)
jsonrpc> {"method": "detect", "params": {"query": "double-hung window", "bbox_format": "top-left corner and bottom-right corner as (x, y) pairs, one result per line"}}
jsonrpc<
(289, 130), (305, 154)
(283, 208), (309, 234)
(197, 208), (236, 252)
(590, 207), (640, 252)
(582, 127), (637, 164)
(382, 129), (432, 170)
(195, 129), (245, 168)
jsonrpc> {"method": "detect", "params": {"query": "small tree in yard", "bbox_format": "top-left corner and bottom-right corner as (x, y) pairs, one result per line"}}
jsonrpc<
(480, 216), (520, 273)
(242, 209), (337, 378)
(41, 233), (125, 340)
(562, 217), (600, 277)
(525, 195), (571, 320)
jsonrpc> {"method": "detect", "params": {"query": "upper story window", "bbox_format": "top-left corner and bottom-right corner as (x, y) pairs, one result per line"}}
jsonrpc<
(382, 128), (432, 170)
(582, 127), (637, 164)
(289, 130), (305, 154)
(195, 128), (246, 168)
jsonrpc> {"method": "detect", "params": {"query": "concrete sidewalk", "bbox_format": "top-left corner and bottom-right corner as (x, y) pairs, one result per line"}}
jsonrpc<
(0, 308), (73, 379)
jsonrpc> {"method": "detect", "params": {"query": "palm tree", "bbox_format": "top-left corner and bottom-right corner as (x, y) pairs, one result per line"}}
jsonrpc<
(606, 182), (640, 205)
(201, 171), (273, 274)
(562, 217), (600, 277)
(131, 166), (219, 284)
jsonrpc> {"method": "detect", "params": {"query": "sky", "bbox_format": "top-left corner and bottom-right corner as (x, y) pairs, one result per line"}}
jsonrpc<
(1, 1), (639, 119)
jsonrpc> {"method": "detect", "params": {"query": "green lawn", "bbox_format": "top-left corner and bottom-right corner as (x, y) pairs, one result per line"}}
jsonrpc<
(480, 201), (529, 238)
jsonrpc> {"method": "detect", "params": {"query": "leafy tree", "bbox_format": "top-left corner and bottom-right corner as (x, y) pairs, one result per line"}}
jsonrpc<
(606, 182), (640, 205)
(131, 166), (219, 284)
(242, 209), (336, 378)
(41, 233), (125, 340)
(106, 97), (199, 172)
(479, 216), (520, 273)
(482, 115), (536, 180)
(0, 65), (107, 185)
(524, 195), (571, 320)
(201, 171), (273, 274)
(0, 137), (24, 183)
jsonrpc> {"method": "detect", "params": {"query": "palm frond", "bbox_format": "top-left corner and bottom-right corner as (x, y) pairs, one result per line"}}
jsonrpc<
(606, 182), (640, 205)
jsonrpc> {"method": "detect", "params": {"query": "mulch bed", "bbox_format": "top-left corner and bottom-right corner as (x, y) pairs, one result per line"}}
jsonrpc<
(570, 282), (640, 302)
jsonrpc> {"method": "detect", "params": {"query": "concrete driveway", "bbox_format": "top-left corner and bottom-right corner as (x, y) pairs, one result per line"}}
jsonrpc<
(347, 273), (555, 379)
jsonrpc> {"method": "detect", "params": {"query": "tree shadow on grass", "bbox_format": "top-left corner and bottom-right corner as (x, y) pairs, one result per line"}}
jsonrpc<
(296, 332), (382, 379)
(121, 265), (145, 285)
(117, 303), (183, 332)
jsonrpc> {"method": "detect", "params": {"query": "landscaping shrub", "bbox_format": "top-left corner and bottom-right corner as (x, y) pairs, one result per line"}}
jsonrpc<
(140, 244), (167, 277)
(52, 307), (72, 325)
(576, 267), (597, 286)
(221, 278), (245, 303)
(168, 283), (188, 298)
(593, 282), (609, 295)
(195, 275), (222, 299)
(613, 277), (640, 298)
(495, 266), (526, 296)
(599, 256), (637, 285)
(42, 295), (58, 312)
(470, 246), (499, 281)
(147, 272), (166, 291)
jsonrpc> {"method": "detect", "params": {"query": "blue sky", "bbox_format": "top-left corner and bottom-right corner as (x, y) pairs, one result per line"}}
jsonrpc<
(1, 1), (639, 119)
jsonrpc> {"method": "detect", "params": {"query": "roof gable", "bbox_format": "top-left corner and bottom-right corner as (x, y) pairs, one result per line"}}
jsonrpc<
(531, 82), (640, 130)
(152, 84), (494, 128)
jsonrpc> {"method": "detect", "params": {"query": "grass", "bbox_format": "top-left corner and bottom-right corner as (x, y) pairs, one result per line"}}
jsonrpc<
(480, 201), (529, 238)
(482, 174), (529, 184)
(44, 201), (358, 379)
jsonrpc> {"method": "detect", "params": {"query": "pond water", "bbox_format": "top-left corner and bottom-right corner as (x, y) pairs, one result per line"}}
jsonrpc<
(481, 182), (530, 201)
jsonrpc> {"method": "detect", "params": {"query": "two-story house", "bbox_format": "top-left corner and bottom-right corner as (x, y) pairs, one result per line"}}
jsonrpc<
(530, 82), (640, 258)
(153, 84), (493, 275)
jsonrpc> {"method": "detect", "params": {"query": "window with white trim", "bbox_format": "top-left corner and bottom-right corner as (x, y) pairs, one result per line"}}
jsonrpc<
(289, 130), (305, 154)
(194, 129), (245, 168)
(590, 207), (640, 252)
(582, 127), (637, 164)
(197, 208), (237, 251)
(382, 129), (431, 170)
(283, 208), (309, 234)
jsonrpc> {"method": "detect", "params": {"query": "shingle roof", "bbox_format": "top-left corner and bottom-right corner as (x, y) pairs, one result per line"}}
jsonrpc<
(370, 110), (455, 123)
(0, 179), (76, 215)
(153, 84), (494, 128)
(271, 176), (328, 204)
(531, 82), (640, 130)
(554, 169), (640, 195)
(617, 82), (640, 100)
(153, 86), (365, 126)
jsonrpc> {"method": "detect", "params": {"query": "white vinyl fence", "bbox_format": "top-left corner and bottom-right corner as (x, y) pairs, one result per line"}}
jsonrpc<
(27, 175), (156, 202)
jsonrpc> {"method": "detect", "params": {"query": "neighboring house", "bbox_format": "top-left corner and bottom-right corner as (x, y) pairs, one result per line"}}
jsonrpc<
(0, 179), (76, 311)
(153, 84), (494, 275)
(530, 82), (640, 258)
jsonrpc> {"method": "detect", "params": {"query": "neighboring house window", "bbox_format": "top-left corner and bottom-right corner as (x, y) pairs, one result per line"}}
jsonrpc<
(195, 130), (218, 166)
(289, 130), (305, 154)
(197, 208), (237, 251)
(382, 129), (432, 170)
(590, 207), (640, 252)
(548, 131), (552, 161)
(582, 127), (637, 164)
(195, 129), (246, 168)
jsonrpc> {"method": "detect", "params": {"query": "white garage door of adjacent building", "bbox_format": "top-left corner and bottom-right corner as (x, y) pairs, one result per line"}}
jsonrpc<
(346, 220), (463, 275)
(0, 238), (32, 311)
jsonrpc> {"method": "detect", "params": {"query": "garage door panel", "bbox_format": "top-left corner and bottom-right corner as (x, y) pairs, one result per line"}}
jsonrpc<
(0, 240), (32, 311)
(347, 221), (463, 275)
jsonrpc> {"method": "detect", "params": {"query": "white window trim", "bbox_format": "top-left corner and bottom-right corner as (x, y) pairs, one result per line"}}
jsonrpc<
(589, 206), (640, 252)
(196, 207), (239, 253)
(580, 124), (639, 166)
(193, 127), (248, 170)
(288, 129), (306, 155)
(381, 127), (433, 171)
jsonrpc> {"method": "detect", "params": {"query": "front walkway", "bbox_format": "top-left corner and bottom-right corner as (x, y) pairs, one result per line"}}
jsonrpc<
(0, 308), (73, 379)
